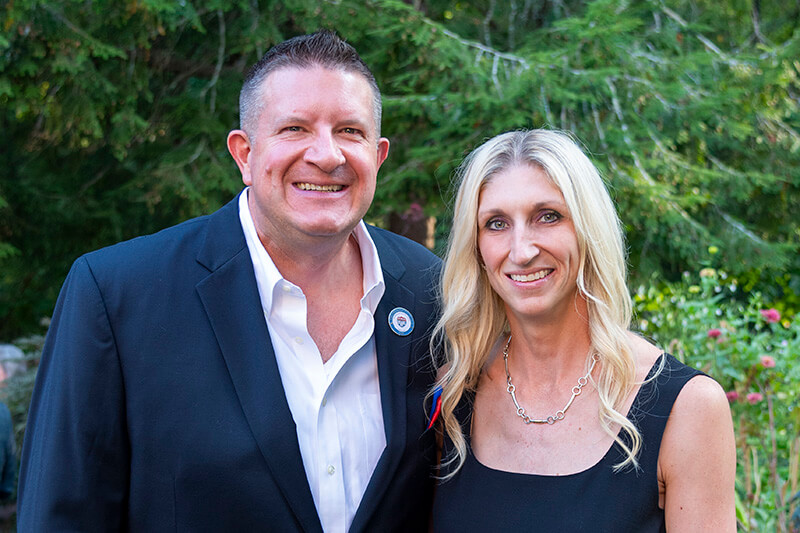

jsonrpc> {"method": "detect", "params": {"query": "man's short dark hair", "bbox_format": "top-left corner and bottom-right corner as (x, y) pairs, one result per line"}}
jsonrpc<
(239, 30), (382, 141)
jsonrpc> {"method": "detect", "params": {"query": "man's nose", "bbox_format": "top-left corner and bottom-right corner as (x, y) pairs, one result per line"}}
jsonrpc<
(304, 131), (346, 171)
(508, 229), (540, 265)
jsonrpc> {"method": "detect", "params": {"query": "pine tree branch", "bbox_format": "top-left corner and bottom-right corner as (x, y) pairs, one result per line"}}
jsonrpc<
(426, 21), (530, 71)
(659, 5), (727, 59)
(249, 0), (264, 58)
(629, 49), (669, 65)
(761, 117), (800, 147)
(541, 85), (555, 126)
(645, 128), (693, 170)
(717, 210), (769, 246)
(706, 153), (748, 178)
(645, 127), (773, 247)
(482, 0), (496, 47)
(200, 9), (226, 114)
(659, 2), (751, 70)
(591, 103), (607, 146)
(508, 0), (518, 50)
(491, 54), (502, 97)
(751, 0), (769, 45)
(604, 77), (707, 235)
(521, 0), (534, 23)
(40, 4), (125, 59)
(621, 75), (675, 110)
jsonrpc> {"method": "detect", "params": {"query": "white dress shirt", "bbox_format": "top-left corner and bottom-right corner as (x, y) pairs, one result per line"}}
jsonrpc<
(238, 189), (386, 533)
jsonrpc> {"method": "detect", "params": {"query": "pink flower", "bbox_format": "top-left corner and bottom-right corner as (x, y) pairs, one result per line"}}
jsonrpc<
(760, 308), (781, 323)
(746, 392), (763, 404)
(725, 390), (739, 402)
(760, 355), (776, 368)
(707, 328), (722, 338)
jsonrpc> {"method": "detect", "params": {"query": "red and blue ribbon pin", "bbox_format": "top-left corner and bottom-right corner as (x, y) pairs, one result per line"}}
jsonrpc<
(426, 385), (443, 430)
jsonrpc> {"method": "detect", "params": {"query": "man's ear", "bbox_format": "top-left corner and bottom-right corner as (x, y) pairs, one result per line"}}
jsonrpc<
(227, 130), (253, 185)
(376, 137), (390, 170)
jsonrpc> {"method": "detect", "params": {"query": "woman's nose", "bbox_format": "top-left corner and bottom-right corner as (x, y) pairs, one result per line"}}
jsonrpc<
(508, 229), (540, 265)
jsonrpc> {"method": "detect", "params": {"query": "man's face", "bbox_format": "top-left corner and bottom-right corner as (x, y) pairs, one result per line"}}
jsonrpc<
(230, 66), (389, 250)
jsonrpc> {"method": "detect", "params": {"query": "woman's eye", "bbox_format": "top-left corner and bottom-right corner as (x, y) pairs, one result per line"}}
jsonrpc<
(540, 211), (562, 223)
(486, 219), (508, 230)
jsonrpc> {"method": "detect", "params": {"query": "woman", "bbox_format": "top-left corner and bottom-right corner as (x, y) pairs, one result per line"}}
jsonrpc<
(431, 130), (735, 531)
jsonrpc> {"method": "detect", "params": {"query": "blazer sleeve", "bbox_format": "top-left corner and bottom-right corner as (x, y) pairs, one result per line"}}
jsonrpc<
(17, 256), (130, 531)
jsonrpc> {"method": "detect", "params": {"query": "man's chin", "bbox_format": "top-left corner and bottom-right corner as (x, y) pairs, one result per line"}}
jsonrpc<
(298, 220), (360, 239)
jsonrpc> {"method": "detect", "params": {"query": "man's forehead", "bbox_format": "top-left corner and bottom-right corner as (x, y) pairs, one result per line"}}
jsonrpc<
(261, 64), (372, 91)
(254, 65), (380, 131)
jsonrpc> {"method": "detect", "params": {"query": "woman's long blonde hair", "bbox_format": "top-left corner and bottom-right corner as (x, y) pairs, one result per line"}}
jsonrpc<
(433, 129), (641, 479)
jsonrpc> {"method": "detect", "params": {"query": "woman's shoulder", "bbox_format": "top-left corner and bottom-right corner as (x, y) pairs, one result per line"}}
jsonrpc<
(657, 356), (736, 530)
(657, 349), (732, 472)
(670, 373), (729, 420)
(625, 331), (664, 381)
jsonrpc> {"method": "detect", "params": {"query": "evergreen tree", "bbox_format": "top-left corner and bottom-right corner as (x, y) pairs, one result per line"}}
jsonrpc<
(1, 0), (798, 337)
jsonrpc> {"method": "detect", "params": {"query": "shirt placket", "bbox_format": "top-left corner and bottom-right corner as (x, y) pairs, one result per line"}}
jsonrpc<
(317, 370), (345, 532)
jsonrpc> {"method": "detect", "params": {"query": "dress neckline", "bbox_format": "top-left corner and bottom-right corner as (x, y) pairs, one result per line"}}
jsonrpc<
(466, 352), (667, 479)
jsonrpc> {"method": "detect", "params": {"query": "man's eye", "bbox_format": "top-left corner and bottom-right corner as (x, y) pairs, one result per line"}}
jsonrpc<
(342, 127), (361, 135)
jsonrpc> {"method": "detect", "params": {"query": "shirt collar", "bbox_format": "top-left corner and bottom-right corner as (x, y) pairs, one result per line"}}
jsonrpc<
(238, 188), (385, 316)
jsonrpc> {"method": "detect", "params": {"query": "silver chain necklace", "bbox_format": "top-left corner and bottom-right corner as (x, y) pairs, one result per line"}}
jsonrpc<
(503, 335), (599, 425)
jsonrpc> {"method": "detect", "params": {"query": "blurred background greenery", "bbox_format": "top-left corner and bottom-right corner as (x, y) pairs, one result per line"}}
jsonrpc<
(1, 0), (798, 529)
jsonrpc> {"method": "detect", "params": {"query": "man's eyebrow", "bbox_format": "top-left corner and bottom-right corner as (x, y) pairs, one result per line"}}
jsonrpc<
(271, 114), (309, 125)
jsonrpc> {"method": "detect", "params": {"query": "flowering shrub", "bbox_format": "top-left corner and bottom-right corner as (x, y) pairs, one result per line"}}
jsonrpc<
(762, 308), (782, 324)
(635, 269), (800, 532)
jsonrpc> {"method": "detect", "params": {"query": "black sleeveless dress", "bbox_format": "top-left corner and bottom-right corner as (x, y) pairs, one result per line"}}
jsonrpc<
(432, 353), (702, 532)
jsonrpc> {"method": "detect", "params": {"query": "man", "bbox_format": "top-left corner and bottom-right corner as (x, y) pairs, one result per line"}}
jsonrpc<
(18, 31), (440, 532)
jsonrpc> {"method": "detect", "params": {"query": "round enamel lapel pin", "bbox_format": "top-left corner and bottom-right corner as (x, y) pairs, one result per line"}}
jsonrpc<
(388, 307), (414, 336)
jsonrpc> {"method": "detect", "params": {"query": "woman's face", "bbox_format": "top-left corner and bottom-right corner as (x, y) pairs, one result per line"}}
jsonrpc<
(476, 163), (581, 324)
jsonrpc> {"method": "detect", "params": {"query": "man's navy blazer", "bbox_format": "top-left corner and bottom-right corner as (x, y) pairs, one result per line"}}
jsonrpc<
(18, 193), (441, 531)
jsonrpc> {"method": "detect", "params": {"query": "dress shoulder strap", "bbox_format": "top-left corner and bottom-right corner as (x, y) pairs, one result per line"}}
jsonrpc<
(623, 353), (705, 470)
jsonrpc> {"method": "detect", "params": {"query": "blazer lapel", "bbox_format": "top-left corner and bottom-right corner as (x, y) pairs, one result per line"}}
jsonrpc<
(350, 229), (415, 531)
(195, 197), (322, 533)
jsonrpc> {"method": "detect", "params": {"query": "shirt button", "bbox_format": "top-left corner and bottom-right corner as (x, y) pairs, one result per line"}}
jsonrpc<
(282, 285), (291, 292)
(321, 397), (327, 407)
(294, 337), (303, 345)
(327, 465), (335, 475)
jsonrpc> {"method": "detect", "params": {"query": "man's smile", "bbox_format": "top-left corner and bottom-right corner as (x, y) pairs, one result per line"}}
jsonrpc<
(295, 182), (345, 192)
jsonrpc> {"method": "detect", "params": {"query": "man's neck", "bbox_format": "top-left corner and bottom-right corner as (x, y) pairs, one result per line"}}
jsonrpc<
(262, 229), (366, 362)
(260, 228), (358, 288)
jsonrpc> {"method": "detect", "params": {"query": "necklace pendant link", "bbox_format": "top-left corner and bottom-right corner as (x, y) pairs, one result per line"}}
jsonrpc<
(502, 334), (599, 427)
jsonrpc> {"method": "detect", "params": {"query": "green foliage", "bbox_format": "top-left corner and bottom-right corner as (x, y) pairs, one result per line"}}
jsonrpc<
(1, 0), (799, 340)
(635, 270), (800, 532)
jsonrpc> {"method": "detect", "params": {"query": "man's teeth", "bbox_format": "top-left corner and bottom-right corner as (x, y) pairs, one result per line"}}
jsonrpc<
(510, 269), (553, 282)
(296, 183), (343, 192)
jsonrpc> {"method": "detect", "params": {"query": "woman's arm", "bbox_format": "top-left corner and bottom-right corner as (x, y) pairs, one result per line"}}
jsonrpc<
(659, 375), (737, 531)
